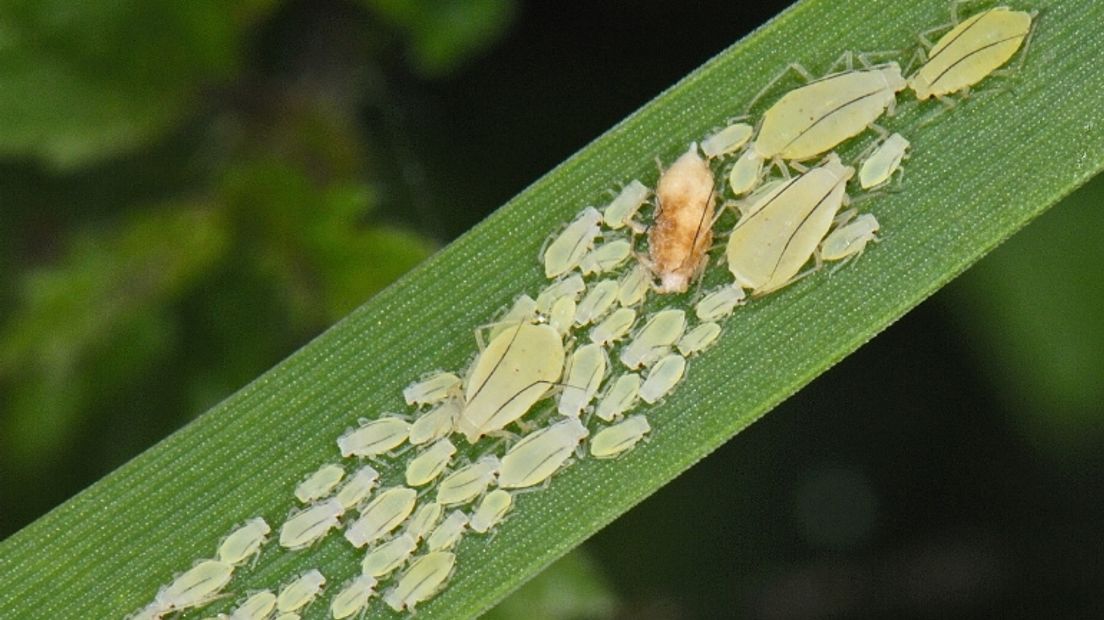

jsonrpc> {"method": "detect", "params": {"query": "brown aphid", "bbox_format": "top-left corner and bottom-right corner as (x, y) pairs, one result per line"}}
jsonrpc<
(647, 143), (715, 293)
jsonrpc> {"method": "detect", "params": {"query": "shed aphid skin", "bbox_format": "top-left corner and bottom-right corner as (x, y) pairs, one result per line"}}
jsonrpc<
(329, 575), (378, 620)
(336, 417), (410, 458)
(595, 373), (642, 422)
(640, 354), (687, 404)
(335, 465), (380, 509)
(579, 238), (632, 275)
(382, 552), (457, 612)
(701, 122), (754, 159)
(279, 498), (345, 550)
(498, 418), (589, 489)
(345, 486), (418, 548)
(362, 533), (418, 577)
(619, 309), (687, 369)
(154, 559), (234, 613)
(488, 294), (539, 340)
(457, 322), (565, 443)
(602, 180), (651, 230)
(404, 502), (443, 542)
(590, 415), (652, 459)
(728, 147), (766, 196)
(819, 212), (880, 264)
(470, 489), (513, 534)
(753, 62), (907, 162)
(590, 307), (637, 347)
(543, 207), (602, 278)
(227, 590), (276, 620)
(294, 463), (345, 504)
(859, 133), (910, 189)
(426, 510), (470, 552)
(574, 279), (619, 326)
(677, 321), (723, 357)
(617, 264), (651, 307)
(405, 437), (457, 487)
(909, 6), (1034, 101)
(535, 274), (585, 314)
(647, 143), (716, 293)
(276, 569), (325, 613)
(409, 399), (460, 446)
(548, 295), (577, 336)
(436, 455), (501, 506)
(217, 517), (271, 566)
(694, 284), (747, 321)
(726, 153), (854, 296)
(403, 371), (462, 407)
(558, 343), (608, 417)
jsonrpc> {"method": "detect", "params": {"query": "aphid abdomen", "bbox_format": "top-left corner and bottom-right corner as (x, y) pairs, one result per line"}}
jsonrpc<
(155, 559), (234, 612)
(279, 498), (344, 550)
(217, 517), (270, 566)
(383, 552), (456, 612)
(227, 590), (277, 620)
(910, 8), (1033, 100)
(590, 415), (652, 458)
(426, 510), (470, 552)
(344, 487), (417, 548)
(498, 418), (588, 489)
(648, 144), (716, 293)
(470, 489), (513, 534)
(859, 133), (910, 189)
(330, 575), (377, 620)
(362, 534), (417, 577)
(276, 569), (326, 613)
(757, 65), (906, 161)
(820, 213), (880, 262)
(543, 207), (602, 278)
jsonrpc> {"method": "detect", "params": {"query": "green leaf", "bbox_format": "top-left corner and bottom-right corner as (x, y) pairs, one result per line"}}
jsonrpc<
(2, 0), (1103, 618)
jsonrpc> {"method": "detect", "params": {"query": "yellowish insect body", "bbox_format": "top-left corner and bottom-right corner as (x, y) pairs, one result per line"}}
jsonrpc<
(859, 133), (910, 189)
(408, 400), (460, 446)
(648, 144), (716, 293)
(694, 285), (746, 321)
(404, 502), (443, 542)
(436, 455), (501, 506)
(640, 354), (687, 404)
(404, 438), (457, 487)
(617, 264), (651, 307)
(590, 415), (652, 458)
(426, 510), (469, 552)
(535, 274), (585, 314)
(574, 279), (619, 326)
(620, 309), (687, 369)
(227, 590), (276, 620)
(543, 207), (602, 278)
(276, 569), (325, 613)
(279, 498), (344, 550)
(361, 533), (417, 577)
(603, 180), (651, 230)
(329, 575), (377, 620)
(344, 487), (417, 549)
(820, 212), (880, 262)
(701, 122), (754, 159)
(383, 552), (456, 612)
(498, 418), (588, 489)
(579, 238), (632, 275)
(590, 307), (637, 346)
(403, 372), (462, 406)
(334, 465), (379, 509)
(217, 517), (270, 566)
(677, 321), (723, 357)
(558, 343), (608, 417)
(595, 373), (642, 422)
(294, 463), (345, 504)
(470, 489), (513, 534)
(155, 559), (234, 612)
(336, 417), (410, 458)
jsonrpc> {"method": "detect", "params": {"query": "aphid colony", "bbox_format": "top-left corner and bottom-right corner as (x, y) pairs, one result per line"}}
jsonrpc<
(127, 4), (1033, 618)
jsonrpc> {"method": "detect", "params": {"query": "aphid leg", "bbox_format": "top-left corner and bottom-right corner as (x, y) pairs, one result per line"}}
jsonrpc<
(869, 123), (890, 141)
(826, 50), (856, 74)
(744, 62), (816, 115)
(784, 159), (808, 176)
(903, 46), (927, 77)
(832, 208), (859, 228)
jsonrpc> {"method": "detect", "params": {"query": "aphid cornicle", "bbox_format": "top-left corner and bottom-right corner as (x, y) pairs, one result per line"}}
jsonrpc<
(590, 415), (652, 459)
(647, 144), (716, 293)
(470, 489), (513, 534)
(217, 517), (270, 566)
(543, 207), (602, 278)
(457, 322), (565, 443)
(498, 418), (589, 489)
(276, 569), (325, 613)
(361, 533), (417, 577)
(726, 153), (854, 295)
(383, 551), (456, 612)
(859, 133), (910, 189)
(293, 463), (344, 504)
(329, 574), (377, 620)
(909, 7), (1033, 101)
(279, 498), (344, 550)
(344, 486), (418, 548)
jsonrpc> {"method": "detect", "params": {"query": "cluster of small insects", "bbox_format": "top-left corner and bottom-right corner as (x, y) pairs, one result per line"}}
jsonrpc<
(127, 4), (1033, 618)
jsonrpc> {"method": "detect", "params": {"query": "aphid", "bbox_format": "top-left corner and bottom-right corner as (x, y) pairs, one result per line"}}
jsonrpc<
(294, 463), (345, 504)
(579, 238), (632, 275)
(859, 133), (910, 189)
(573, 279), (619, 326)
(498, 418), (589, 489)
(700, 122), (754, 159)
(405, 438), (457, 487)
(558, 343), (608, 417)
(728, 147), (765, 196)
(334, 465), (380, 509)
(754, 63), (907, 162)
(345, 487), (418, 548)
(820, 212), (880, 263)
(617, 264), (651, 307)
(639, 354), (687, 404)
(534, 274), (585, 314)
(279, 498), (345, 550)
(457, 323), (565, 443)
(361, 533), (417, 578)
(677, 321), (723, 357)
(470, 489), (513, 534)
(227, 590), (276, 620)
(409, 399), (460, 446)
(726, 154), (854, 295)
(548, 295), (577, 336)
(543, 207), (602, 278)
(329, 575), (377, 620)
(404, 502), (443, 542)
(403, 371), (462, 407)
(436, 455), (501, 506)
(217, 517), (270, 566)
(589, 307), (637, 346)
(488, 294), (539, 340)
(336, 417), (410, 458)
(602, 180), (651, 230)
(619, 309), (687, 369)
(595, 373), (642, 422)
(909, 7), (1033, 101)
(647, 144), (715, 293)
(275, 569), (325, 613)
(694, 285), (746, 321)
(590, 415), (652, 458)
(154, 560), (233, 613)
(382, 552), (456, 612)
(426, 510), (470, 552)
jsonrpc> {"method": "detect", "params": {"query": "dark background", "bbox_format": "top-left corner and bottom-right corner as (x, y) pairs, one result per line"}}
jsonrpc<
(1, 1), (1101, 618)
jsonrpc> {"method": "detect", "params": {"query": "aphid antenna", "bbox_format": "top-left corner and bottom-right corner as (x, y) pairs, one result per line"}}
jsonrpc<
(743, 61), (817, 116)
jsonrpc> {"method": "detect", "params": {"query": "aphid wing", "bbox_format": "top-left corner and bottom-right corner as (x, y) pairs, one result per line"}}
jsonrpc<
(759, 179), (848, 293)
